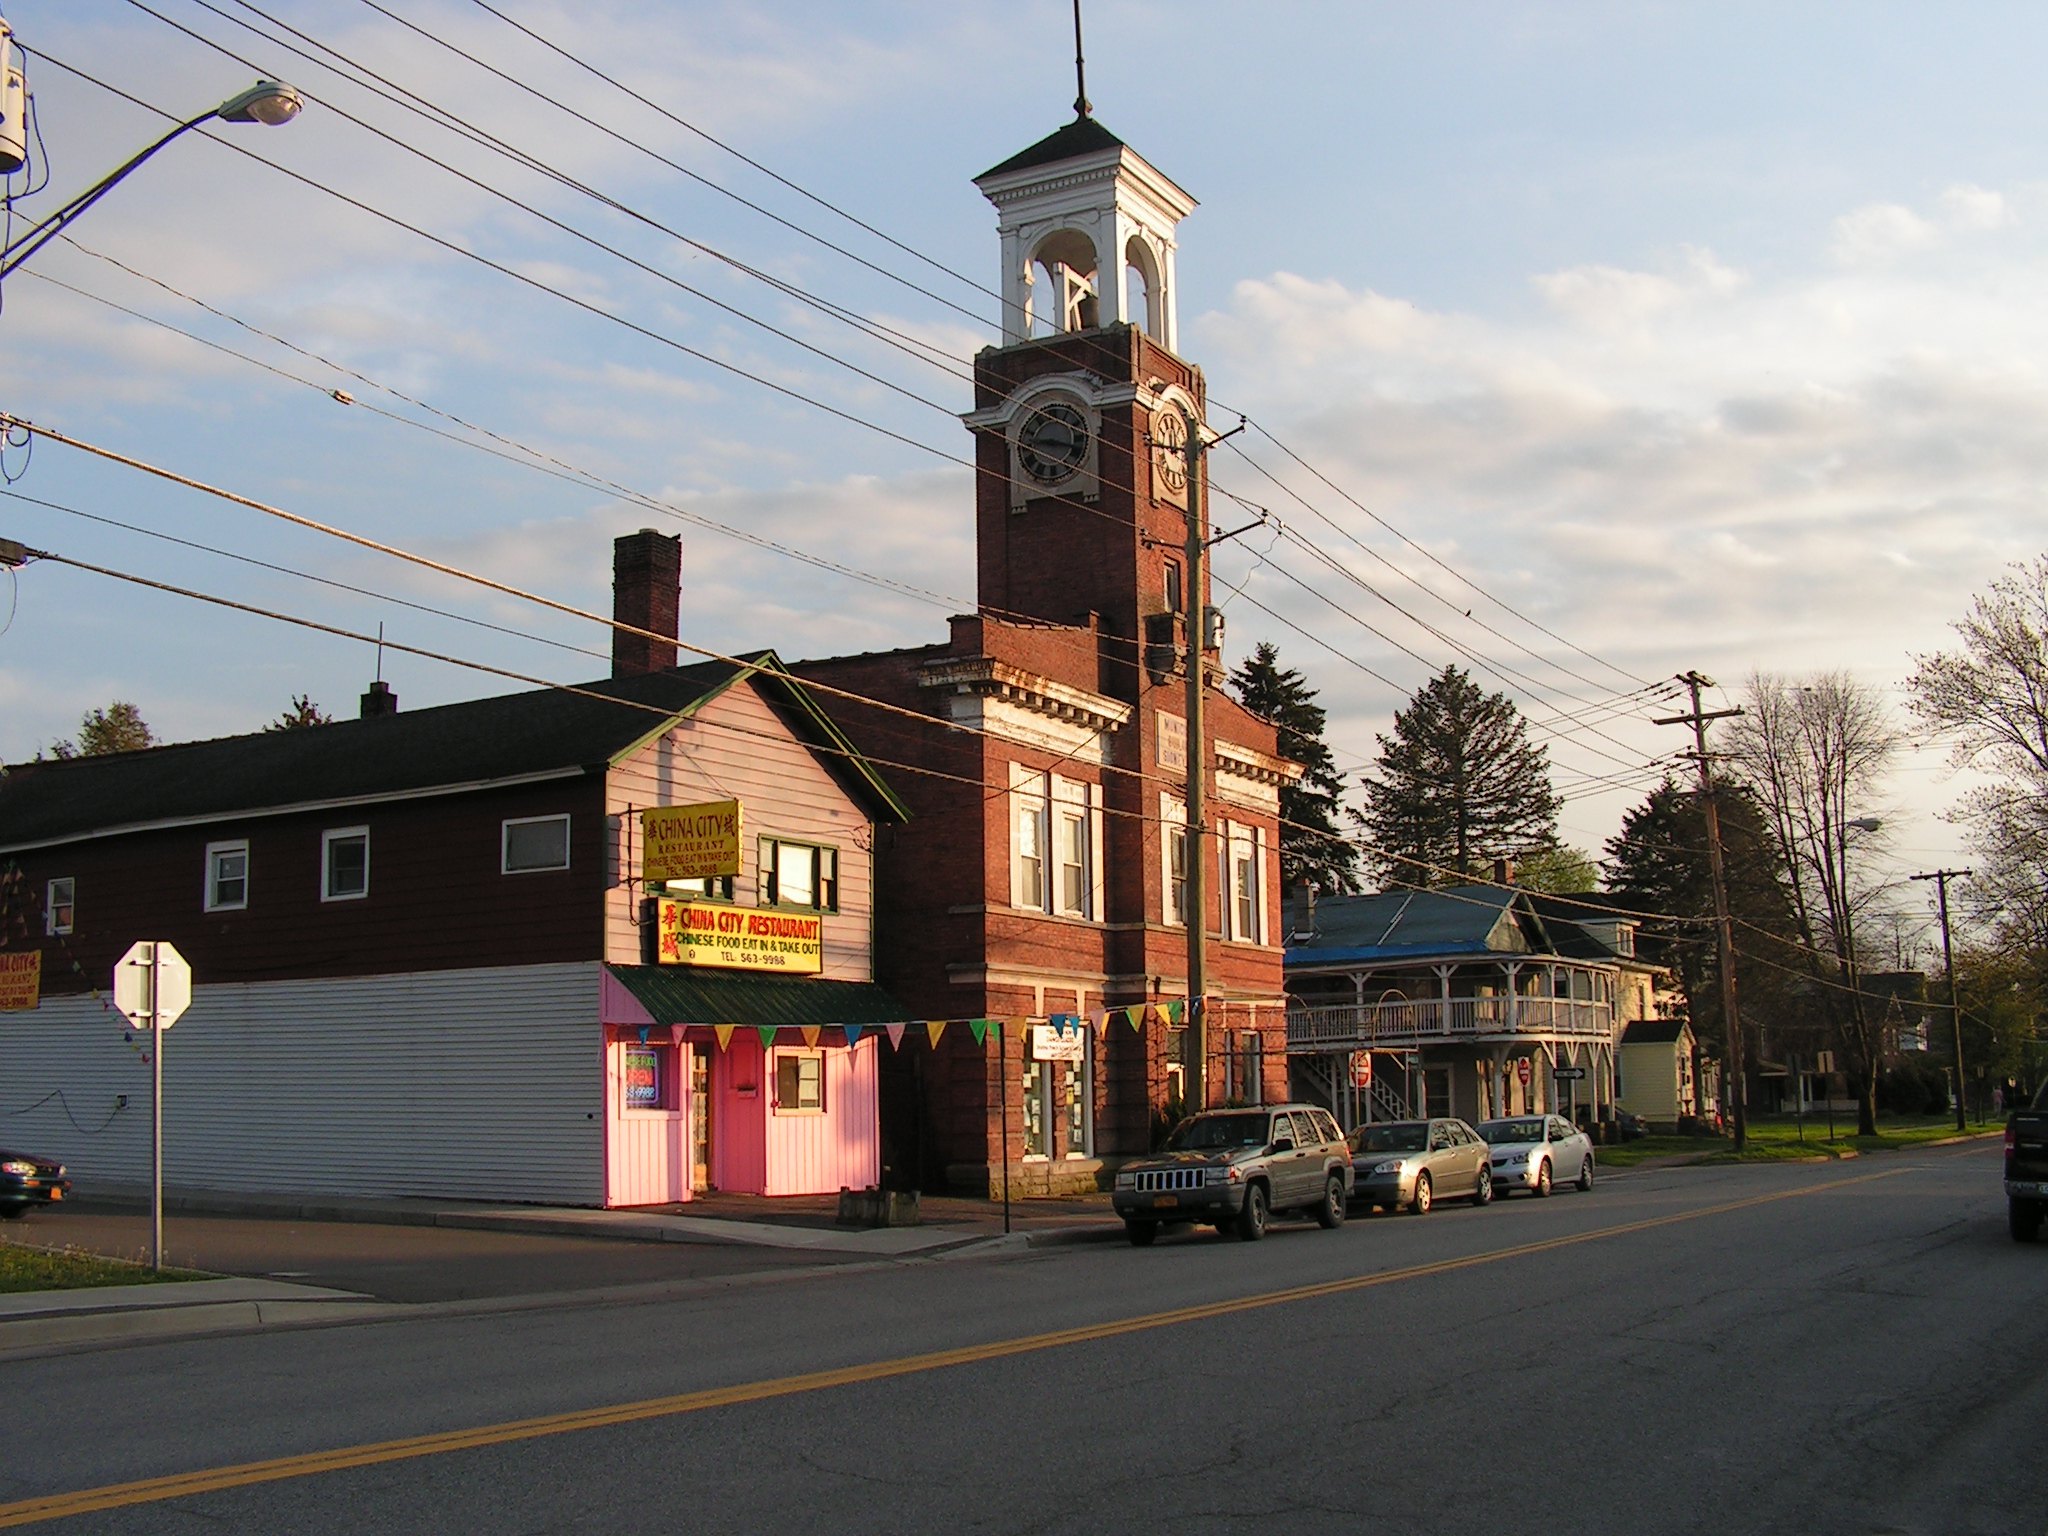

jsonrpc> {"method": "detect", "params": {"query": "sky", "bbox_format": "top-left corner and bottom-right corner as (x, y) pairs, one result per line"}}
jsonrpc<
(1, 1), (2042, 940)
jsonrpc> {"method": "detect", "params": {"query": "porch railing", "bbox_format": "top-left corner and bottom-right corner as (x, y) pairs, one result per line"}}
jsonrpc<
(1285, 995), (1614, 1052)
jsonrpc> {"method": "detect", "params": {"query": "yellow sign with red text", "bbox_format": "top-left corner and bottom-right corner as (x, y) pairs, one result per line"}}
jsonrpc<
(0, 951), (41, 1011)
(642, 800), (742, 883)
(654, 898), (822, 974)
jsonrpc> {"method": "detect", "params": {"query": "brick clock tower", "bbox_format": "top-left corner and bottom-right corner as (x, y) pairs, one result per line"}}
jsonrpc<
(798, 109), (1298, 1195)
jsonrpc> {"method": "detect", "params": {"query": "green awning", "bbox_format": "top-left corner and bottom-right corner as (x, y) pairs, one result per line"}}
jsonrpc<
(606, 964), (911, 1027)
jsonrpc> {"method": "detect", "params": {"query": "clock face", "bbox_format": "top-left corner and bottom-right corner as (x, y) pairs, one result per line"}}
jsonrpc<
(1152, 407), (1189, 496)
(1016, 401), (1090, 485)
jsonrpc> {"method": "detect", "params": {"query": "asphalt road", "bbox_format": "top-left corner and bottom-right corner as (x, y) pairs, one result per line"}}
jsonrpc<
(2, 1143), (2042, 1535)
(4, 1203), (863, 1301)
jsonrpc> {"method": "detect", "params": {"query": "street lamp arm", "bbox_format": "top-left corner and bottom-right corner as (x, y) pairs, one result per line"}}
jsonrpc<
(0, 80), (300, 283)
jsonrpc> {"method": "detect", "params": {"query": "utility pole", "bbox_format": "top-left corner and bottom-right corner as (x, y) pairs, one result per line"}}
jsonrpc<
(1656, 672), (1749, 1151)
(1174, 402), (1247, 1114)
(1912, 867), (1971, 1132)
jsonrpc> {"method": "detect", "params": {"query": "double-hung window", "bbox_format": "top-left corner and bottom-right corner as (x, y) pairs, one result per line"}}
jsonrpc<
(1219, 820), (1269, 944)
(1011, 766), (1101, 919)
(205, 840), (249, 912)
(322, 827), (369, 902)
(45, 877), (74, 936)
(1160, 794), (1188, 926)
(760, 838), (837, 912)
(502, 814), (570, 873)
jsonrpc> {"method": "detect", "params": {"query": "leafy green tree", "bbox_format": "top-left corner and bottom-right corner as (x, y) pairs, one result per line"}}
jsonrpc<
(1357, 664), (1561, 887)
(48, 701), (154, 759)
(1229, 641), (1360, 893)
(1511, 845), (1596, 893)
(267, 694), (333, 731)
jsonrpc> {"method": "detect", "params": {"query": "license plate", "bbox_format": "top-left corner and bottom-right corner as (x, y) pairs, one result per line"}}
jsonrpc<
(1154, 1194), (1178, 1208)
(48, 1188), (61, 1201)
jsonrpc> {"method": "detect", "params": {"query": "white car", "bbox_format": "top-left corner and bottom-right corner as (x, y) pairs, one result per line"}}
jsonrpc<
(1477, 1115), (1595, 1197)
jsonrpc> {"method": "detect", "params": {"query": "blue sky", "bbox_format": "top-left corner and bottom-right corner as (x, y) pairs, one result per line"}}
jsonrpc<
(3, 1), (2042, 922)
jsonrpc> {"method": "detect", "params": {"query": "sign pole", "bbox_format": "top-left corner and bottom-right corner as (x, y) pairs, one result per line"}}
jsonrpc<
(148, 943), (164, 1271)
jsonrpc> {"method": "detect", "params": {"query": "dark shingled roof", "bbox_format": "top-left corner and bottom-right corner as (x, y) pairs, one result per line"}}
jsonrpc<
(1622, 1018), (1691, 1045)
(978, 115), (1127, 181)
(0, 654), (905, 848)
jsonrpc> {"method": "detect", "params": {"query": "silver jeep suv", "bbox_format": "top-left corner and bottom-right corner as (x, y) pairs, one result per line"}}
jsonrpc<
(1112, 1103), (1353, 1245)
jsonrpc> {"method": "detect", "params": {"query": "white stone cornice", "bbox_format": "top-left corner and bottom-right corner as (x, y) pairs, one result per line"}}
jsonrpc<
(918, 658), (1132, 736)
(1216, 739), (1302, 786)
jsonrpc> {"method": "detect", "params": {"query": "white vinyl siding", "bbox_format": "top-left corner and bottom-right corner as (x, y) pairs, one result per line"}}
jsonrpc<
(603, 680), (877, 982)
(0, 963), (606, 1205)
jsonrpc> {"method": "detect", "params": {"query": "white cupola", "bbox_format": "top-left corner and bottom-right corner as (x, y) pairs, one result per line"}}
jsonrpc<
(974, 115), (1197, 354)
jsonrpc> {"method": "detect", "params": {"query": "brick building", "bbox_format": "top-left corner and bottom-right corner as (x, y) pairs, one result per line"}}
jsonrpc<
(796, 111), (1299, 1194)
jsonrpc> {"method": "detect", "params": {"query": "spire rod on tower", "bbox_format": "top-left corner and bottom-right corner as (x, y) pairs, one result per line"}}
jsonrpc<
(1072, 0), (1092, 118)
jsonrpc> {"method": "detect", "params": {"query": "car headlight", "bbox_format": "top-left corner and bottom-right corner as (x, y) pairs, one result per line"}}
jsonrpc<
(1371, 1159), (1404, 1176)
(1114, 1171), (1136, 1190)
(0, 1159), (34, 1177)
(1503, 1153), (1527, 1166)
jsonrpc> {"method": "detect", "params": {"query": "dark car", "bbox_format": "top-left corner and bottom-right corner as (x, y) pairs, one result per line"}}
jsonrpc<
(0, 1148), (71, 1219)
(1113, 1104), (1352, 1244)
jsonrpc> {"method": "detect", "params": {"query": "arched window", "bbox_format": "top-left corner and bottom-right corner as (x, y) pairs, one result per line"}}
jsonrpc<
(1028, 229), (1099, 334)
(1124, 235), (1162, 339)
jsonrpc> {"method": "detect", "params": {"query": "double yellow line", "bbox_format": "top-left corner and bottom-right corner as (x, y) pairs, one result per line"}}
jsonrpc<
(0, 1167), (1907, 1528)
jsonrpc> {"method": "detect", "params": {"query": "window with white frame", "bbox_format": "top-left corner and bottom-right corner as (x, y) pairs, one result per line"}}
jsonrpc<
(1160, 794), (1188, 927)
(322, 827), (369, 902)
(1064, 1040), (1093, 1156)
(205, 840), (249, 912)
(502, 814), (570, 874)
(45, 877), (74, 936)
(1022, 1059), (1052, 1157)
(760, 838), (837, 911)
(1011, 765), (1102, 919)
(1220, 820), (1269, 944)
(772, 1049), (825, 1114)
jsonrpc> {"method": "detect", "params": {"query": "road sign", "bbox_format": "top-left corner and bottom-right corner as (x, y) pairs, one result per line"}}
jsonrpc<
(1815, 1050), (1836, 1075)
(1516, 1058), (1531, 1084)
(114, 941), (190, 1029)
(1555, 1066), (1587, 1081)
(1350, 1050), (1373, 1088)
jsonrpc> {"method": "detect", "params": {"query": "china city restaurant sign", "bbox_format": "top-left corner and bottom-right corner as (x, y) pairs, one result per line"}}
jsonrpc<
(642, 799), (742, 883)
(654, 897), (822, 975)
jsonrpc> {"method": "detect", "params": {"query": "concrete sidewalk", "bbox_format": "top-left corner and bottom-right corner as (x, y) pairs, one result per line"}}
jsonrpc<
(0, 1185), (1126, 1353)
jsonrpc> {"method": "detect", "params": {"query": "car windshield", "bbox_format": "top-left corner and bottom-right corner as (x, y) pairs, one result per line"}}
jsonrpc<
(1166, 1112), (1271, 1151)
(1352, 1123), (1428, 1153)
(1480, 1118), (1545, 1144)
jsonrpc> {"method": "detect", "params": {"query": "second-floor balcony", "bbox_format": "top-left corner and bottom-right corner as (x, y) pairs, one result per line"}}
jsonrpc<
(1287, 995), (1615, 1053)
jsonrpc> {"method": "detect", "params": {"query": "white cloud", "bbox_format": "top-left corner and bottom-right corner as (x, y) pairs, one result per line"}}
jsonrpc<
(1830, 202), (1940, 264)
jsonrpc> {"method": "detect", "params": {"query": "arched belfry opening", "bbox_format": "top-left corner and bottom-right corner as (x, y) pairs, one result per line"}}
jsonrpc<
(1026, 228), (1101, 337)
(975, 115), (1195, 353)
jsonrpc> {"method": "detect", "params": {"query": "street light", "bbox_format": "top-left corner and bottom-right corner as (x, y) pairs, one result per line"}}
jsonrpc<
(0, 80), (302, 282)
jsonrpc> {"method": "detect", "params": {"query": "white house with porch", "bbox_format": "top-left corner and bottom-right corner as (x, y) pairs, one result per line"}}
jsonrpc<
(1285, 886), (1665, 1131)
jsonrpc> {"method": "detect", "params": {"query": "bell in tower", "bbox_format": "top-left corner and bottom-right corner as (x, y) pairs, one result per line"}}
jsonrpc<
(973, 114), (1196, 354)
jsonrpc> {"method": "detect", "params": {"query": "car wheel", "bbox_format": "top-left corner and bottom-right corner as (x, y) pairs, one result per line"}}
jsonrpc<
(0, 1205), (25, 1221)
(1472, 1165), (1493, 1207)
(1410, 1172), (1433, 1215)
(1235, 1182), (1270, 1241)
(2012, 1199), (2043, 1244)
(1533, 1160), (1552, 1197)
(1577, 1157), (1594, 1193)
(1316, 1175), (1347, 1229)
(1124, 1220), (1158, 1246)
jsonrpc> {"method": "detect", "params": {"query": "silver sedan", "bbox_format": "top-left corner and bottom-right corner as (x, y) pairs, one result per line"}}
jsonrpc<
(1477, 1115), (1595, 1197)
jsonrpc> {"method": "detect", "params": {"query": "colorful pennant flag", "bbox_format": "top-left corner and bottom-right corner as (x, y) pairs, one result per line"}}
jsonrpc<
(927, 1019), (949, 1049)
(843, 1024), (864, 1046)
(800, 1025), (822, 1048)
(713, 1024), (736, 1053)
(884, 1022), (906, 1050)
(968, 1018), (989, 1045)
(756, 1025), (779, 1049)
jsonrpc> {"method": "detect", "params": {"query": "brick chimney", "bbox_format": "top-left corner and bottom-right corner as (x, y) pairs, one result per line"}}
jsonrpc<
(359, 680), (398, 718)
(612, 528), (681, 677)
(1492, 857), (1515, 886)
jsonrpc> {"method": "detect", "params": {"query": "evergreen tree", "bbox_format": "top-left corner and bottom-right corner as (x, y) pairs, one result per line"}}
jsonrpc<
(48, 701), (154, 758)
(1229, 641), (1360, 893)
(1512, 845), (1597, 893)
(1357, 665), (1560, 886)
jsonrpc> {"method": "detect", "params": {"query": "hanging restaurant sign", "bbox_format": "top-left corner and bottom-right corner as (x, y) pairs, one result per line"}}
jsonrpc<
(654, 897), (822, 975)
(642, 799), (743, 883)
(0, 950), (40, 1011)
